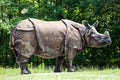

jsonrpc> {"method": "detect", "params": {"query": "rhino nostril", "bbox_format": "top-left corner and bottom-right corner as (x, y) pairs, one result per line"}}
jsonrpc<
(107, 39), (112, 44)
(102, 39), (111, 44)
(108, 40), (110, 43)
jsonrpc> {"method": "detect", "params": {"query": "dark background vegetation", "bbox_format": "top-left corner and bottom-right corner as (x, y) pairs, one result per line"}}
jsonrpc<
(0, 0), (120, 68)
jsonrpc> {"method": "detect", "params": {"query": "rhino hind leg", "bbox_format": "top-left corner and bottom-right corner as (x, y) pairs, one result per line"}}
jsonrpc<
(13, 49), (31, 74)
(54, 56), (65, 72)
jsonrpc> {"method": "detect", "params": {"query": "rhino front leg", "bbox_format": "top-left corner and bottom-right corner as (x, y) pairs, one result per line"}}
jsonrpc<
(19, 62), (31, 74)
(13, 49), (31, 74)
(54, 56), (65, 72)
(66, 49), (76, 72)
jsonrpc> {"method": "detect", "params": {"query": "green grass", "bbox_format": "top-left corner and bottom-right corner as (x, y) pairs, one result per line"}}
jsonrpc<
(0, 67), (120, 80)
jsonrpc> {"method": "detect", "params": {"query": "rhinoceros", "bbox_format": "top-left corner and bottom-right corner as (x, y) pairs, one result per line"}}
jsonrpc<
(9, 18), (111, 74)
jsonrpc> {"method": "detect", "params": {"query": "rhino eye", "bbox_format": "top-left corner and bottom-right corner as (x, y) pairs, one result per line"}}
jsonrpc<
(91, 34), (101, 39)
(95, 35), (102, 40)
(96, 35), (102, 40)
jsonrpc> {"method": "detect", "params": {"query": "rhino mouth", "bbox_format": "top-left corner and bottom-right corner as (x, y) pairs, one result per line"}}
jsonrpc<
(97, 41), (111, 48)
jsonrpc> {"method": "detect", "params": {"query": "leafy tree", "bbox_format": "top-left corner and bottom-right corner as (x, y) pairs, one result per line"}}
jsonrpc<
(0, 0), (120, 67)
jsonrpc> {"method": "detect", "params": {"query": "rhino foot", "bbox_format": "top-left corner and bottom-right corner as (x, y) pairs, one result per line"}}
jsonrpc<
(54, 69), (61, 72)
(67, 67), (75, 72)
(21, 69), (31, 74)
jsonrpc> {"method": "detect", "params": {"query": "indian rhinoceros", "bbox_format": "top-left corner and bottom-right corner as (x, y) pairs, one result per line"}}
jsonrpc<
(9, 18), (111, 74)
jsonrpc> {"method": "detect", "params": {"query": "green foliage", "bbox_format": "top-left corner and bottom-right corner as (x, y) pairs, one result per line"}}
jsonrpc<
(0, 0), (120, 68)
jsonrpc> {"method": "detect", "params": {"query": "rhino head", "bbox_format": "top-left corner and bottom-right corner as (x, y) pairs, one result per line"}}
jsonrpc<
(82, 20), (111, 48)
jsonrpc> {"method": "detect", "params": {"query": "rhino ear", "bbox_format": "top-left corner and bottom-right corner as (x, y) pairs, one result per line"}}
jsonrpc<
(92, 20), (99, 28)
(82, 20), (91, 29)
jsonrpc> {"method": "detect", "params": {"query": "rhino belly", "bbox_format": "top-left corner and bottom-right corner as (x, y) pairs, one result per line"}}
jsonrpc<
(35, 33), (65, 59)
(35, 39), (64, 58)
(37, 48), (62, 59)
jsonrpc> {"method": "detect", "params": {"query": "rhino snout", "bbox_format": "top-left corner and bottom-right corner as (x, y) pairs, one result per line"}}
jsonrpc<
(107, 38), (112, 45)
(102, 37), (112, 45)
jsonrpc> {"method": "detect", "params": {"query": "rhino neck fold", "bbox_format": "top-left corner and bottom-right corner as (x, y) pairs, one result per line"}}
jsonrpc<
(61, 19), (86, 51)
(61, 19), (70, 52)
(28, 18), (43, 52)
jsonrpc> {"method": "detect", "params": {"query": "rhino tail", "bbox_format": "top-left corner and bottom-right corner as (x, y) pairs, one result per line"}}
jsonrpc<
(9, 28), (15, 49)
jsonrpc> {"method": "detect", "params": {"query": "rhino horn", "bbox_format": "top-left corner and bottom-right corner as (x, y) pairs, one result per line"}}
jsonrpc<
(82, 20), (91, 29)
(92, 20), (99, 28)
(104, 31), (110, 36)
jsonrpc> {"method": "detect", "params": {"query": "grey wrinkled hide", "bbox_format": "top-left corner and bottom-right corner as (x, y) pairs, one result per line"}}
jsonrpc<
(11, 18), (86, 58)
(9, 18), (111, 74)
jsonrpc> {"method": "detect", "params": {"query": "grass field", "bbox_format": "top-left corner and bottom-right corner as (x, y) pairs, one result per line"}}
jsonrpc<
(0, 67), (120, 80)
